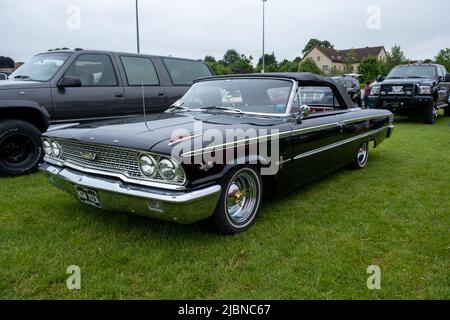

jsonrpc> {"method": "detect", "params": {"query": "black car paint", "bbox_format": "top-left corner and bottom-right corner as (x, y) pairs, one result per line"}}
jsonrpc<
(369, 64), (450, 116)
(42, 73), (393, 194)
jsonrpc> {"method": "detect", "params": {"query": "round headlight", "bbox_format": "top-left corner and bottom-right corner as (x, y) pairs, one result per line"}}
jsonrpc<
(139, 155), (156, 177)
(51, 141), (61, 157)
(43, 139), (52, 156)
(159, 158), (177, 181)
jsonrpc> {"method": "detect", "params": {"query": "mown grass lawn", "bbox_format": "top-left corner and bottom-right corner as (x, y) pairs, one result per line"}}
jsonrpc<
(0, 113), (449, 300)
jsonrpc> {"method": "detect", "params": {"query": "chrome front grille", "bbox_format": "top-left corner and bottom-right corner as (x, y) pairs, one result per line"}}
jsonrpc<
(381, 84), (415, 96)
(53, 138), (186, 185)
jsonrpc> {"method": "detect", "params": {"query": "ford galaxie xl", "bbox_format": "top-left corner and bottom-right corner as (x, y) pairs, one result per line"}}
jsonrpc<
(40, 73), (394, 234)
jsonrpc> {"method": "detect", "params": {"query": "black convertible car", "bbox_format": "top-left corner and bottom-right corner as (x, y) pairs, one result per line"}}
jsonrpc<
(40, 73), (394, 234)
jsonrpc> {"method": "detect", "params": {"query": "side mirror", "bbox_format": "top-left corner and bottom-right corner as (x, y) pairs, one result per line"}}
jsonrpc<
(297, 105), (311, 124)
(376, 75), (384, 82)
(445, 73), (450, 82)
(57, 76), (82, 88)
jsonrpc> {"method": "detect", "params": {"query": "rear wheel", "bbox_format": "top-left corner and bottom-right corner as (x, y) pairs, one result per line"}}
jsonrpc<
(423, 101), (438, 124)
(351, 142), (369, 170)
(210, 167), (263, 235)
(0, 119), (43, 176)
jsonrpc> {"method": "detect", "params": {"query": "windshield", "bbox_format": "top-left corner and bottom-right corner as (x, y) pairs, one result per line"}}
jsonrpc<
(387, 66), (436, 79)
(176, 78), (294, 115)
(10, 52), (71, 81)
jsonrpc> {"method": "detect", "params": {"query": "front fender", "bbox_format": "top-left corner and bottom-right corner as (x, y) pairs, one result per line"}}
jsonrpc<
(0, 100), (50, 131)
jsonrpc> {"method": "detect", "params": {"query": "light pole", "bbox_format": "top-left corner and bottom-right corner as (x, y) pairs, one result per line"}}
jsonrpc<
(261, 0), (267, 73)
(135, 0), (140, 53)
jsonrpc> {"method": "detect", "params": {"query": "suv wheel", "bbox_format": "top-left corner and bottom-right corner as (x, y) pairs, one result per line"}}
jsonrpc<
(211, 167), (263, 235)
(444, 104), (450, 117)
(423, 101), (438, 124)
(0, 120), (43, 176)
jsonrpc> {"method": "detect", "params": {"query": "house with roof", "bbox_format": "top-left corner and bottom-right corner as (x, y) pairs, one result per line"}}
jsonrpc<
(303, 46), (387, 74)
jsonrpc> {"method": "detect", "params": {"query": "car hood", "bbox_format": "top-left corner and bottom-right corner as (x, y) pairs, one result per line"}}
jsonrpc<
(381, 78), (434, 86)
(44, 112), (290, 155)
(0, 79), (51, 90)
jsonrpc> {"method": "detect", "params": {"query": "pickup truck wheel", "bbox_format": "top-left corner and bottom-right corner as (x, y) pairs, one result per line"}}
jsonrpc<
(423, 101), (438, 124)
(0, 120), (42, 176)
(211, 167), (263, 235)
(351, 142), (369, 170)
(444, 105), (450, 117)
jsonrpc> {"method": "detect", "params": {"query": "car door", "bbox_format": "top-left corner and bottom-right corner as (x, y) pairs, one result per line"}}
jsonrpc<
(51, 53), (125, 122)
(438, 66), (449, 103)
(118, 55), (167, 115)
(289, 86), (345, 186)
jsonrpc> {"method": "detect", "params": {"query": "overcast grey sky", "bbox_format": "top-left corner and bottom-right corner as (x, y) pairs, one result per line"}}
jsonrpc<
(1, 0), (449, 63)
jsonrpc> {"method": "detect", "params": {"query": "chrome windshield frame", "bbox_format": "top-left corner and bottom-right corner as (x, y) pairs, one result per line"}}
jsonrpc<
(180, 77), (298, 118)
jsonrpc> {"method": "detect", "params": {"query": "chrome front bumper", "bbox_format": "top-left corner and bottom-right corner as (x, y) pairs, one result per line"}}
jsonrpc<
(40, 163), (222, 224)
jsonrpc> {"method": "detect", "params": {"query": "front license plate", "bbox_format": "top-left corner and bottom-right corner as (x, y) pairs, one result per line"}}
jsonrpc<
(75, 186), (103, 208)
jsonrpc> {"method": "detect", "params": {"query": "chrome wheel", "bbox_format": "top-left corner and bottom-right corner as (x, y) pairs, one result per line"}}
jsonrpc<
(225, 170), (259, 226)
(357, 143), (369, 167)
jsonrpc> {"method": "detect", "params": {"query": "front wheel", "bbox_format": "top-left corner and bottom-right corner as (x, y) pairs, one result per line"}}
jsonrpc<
(423, 101), (438, 124)
(210, 167), (263, 235)
(0, 119), (43, 176)
(351, 142), (369, 170)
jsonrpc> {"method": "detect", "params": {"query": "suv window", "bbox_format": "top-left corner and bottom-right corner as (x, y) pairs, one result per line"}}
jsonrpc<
(163, 58), (212, 85)
(121, 56), (160, 86)
(65, 54), (117, 86)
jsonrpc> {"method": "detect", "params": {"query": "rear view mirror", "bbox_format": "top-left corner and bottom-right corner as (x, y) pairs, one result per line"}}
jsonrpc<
(376, 75), (384, 82)
(297, 105), (311, 124)
(57, 76), (82, 88)
(445, 73), (450, 82)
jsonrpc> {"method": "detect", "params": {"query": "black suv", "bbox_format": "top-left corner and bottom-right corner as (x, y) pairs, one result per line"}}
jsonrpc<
(0, 49), (213, 176)
(369, 64), (450, 124)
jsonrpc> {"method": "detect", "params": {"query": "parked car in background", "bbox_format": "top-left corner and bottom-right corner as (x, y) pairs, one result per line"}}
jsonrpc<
(332, 76), (362, 107)
(0, 49), (213, 176)
(40, 73), (394, 234)
(369, 64), (450, 124)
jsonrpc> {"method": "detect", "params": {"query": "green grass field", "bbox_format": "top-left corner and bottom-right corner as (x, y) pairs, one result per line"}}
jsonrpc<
(0, 114), (449, 300)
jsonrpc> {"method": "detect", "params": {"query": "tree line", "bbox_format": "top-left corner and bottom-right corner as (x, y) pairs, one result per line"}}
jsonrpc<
(203, 39), (450, 84)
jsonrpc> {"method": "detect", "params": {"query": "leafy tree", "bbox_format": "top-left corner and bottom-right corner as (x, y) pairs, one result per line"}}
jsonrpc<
(257, 52), (278, 72)
(278, 59), (298, 72)
(302, 39), (334, 57)
(230, 54), (254, 74)
(207, 61), (232, 75)
(358, 57), (383, 83)
(385, 46), (407, 74)
(222, 49), (241, 67)
(435, 48), (450, 71)
(298, 58), (323, 75)
(204, 55), (217, 64)
(0, 56), (14, 68)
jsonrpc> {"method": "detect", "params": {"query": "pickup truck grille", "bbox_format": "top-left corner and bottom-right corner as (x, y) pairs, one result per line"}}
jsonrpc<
(54, 138), (186, 185)
(380, 84), (415, 96)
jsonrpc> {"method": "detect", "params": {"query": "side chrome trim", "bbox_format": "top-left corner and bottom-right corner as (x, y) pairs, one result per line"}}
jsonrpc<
(181, 116), (392, 158)
(44, 156), (187, 191)
(294, 125), (394, 160)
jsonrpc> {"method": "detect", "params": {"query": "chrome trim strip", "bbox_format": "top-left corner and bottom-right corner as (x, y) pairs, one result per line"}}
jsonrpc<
(294, 125), (394, 160)
(341, 113), (392, 124)
(44, 156), (187, 191)
(180, 115), (392, 158)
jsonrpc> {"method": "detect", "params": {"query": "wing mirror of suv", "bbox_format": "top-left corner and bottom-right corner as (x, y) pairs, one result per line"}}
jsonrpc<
(297, 105), (311, 124)
(57, 76), (82, 88)
(376, 75), (384, 82)
(445, 73), (450, 82)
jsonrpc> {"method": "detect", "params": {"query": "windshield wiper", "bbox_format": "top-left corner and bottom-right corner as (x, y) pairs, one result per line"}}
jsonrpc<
(199, 106), (244, 114)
